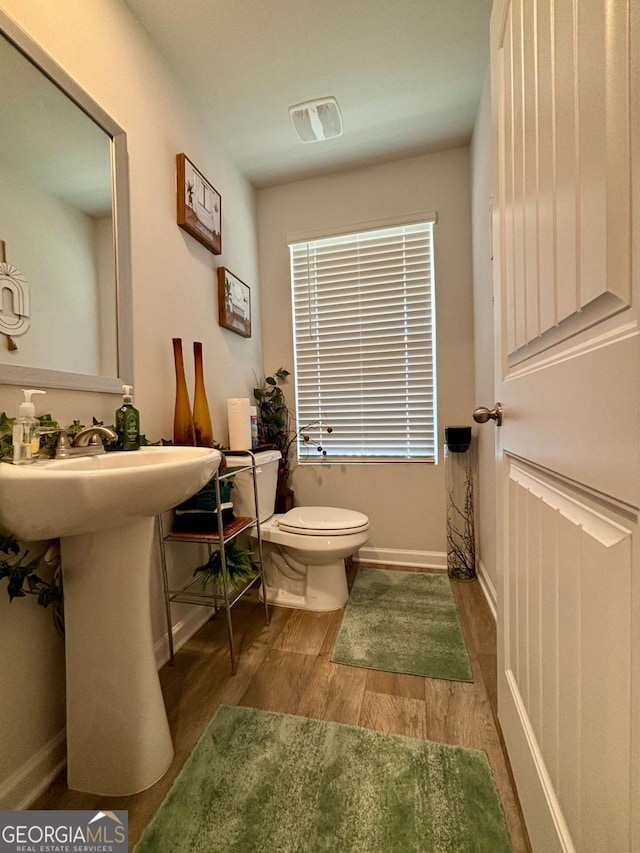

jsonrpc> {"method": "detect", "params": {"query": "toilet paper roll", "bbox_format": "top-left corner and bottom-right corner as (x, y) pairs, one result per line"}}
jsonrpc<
(227, 398), (252, 450)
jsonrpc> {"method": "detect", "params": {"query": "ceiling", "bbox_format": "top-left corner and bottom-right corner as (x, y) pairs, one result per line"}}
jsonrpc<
(125, 0), (492, 188)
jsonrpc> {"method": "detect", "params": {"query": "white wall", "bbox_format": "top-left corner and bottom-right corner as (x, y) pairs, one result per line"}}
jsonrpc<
(257, 147), (475, 559)
(0, 0), (262, 806)
(470, 74), (497, 599)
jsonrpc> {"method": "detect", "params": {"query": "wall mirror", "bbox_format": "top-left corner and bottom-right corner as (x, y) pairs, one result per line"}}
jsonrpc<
(0, 11), (132, 393)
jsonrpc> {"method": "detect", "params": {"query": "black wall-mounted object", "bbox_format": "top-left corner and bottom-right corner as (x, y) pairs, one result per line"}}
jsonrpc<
(444, 426), (472, 453)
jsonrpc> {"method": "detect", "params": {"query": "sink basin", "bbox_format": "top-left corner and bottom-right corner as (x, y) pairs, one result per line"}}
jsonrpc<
(0, 445), (221, 540)
(0, 445), (221, 796)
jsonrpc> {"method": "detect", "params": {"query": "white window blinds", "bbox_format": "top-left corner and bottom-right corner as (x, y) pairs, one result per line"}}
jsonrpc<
(289, 220), (437, 462)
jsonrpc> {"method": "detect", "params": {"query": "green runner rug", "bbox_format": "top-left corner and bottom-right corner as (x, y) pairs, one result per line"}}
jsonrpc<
(134, 704), (511, 852)
(331, 568), (473, 681)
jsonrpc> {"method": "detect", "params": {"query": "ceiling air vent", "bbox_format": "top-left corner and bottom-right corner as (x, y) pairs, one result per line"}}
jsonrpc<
(289, 97), (343, 143)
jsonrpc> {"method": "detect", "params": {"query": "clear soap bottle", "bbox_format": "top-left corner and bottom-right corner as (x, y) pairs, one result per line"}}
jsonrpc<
(115, 385), (140, 451)
(12, 389), (46, 464)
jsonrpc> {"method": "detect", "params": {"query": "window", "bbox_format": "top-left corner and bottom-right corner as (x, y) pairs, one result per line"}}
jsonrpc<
(289, 219), (437, 463)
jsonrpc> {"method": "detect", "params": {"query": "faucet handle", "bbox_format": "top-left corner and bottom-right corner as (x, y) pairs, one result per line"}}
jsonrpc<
(39, 427), (72, 458)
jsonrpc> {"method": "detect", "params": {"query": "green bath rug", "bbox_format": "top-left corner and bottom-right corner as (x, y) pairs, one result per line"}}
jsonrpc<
(331, 568), (473, 682)
(134, 704), (511, 852)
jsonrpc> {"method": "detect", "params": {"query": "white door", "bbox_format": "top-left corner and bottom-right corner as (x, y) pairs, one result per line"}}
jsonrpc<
(489, 1), (639, 851)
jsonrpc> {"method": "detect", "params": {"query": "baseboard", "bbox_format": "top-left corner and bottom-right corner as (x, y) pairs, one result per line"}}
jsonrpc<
(0, 729), (66, 810)
(477, 559), (497, 620)
(501, 669), (575, 853)
(354, 547), (446, 570)
(154, 604), (213, 668)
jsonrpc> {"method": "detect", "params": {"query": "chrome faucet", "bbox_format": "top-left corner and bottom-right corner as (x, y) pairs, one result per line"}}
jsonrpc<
(72, 425), (118, 448)
(40, 425), (118, 458)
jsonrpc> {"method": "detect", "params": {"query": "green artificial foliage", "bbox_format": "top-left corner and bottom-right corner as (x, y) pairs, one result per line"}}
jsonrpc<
(0, 412), (61, 460)
(252, 366), (291, 451)
(0, 535), (63, 609)
(0, 412), (13, 460)
(253, 368), (333, 483)
(194, 541), (255, 590)
(0, 412), (168, 462)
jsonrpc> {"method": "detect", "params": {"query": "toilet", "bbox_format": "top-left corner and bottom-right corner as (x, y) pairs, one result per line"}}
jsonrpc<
(226, 450), (370, 611)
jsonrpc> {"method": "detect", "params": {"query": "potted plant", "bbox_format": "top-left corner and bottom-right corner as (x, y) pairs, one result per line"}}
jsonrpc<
(194, 541), (255, 591)
(253, 368), (332, 512)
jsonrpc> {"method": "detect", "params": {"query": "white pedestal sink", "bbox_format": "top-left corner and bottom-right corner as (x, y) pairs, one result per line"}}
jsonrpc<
(0, 446), (221, 796)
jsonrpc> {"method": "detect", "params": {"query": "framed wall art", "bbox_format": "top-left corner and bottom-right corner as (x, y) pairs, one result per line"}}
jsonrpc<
(177, 153), (222, 254)
(218, 267), (251, 338)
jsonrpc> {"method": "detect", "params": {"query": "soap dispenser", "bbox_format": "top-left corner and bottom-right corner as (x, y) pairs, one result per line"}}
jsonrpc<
(12, 389), (46, 464)
(115, 385), (140, 451)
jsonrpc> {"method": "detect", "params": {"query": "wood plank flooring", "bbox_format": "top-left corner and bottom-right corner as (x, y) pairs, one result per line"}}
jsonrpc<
(34, 564), (531, 851)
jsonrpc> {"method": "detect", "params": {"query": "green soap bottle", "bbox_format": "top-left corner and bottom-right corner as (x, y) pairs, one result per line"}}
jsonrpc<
(116, 384), (140, 451)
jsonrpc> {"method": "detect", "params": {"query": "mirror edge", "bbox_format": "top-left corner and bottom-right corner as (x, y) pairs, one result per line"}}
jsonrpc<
(112, 130), (134, 390)
(0, 9), (133, 395)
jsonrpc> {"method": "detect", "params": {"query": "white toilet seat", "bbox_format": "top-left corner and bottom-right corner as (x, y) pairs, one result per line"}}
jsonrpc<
(225, 448), (370, 611)
(277, 506), (370, 536)
(255, 515), (370, 564)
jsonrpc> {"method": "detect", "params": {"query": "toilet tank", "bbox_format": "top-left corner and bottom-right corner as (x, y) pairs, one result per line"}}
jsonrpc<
(224, 449), (281, 522)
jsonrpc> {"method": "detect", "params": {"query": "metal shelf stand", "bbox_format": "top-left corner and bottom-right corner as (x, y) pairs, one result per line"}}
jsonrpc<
(157, 450), (270, 674)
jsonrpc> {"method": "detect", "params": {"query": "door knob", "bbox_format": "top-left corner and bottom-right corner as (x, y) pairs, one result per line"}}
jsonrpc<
(473, 403), (503, 426)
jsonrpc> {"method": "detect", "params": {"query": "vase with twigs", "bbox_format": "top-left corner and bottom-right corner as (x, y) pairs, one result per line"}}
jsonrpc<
(444, 428), (476, 582)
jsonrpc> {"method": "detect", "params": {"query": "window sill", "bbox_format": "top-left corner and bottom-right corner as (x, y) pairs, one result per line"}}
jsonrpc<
(298, 457), (436, 465)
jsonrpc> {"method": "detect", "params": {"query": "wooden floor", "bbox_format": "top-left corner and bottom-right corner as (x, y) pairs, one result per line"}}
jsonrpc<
(35, 563), (531, 851)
